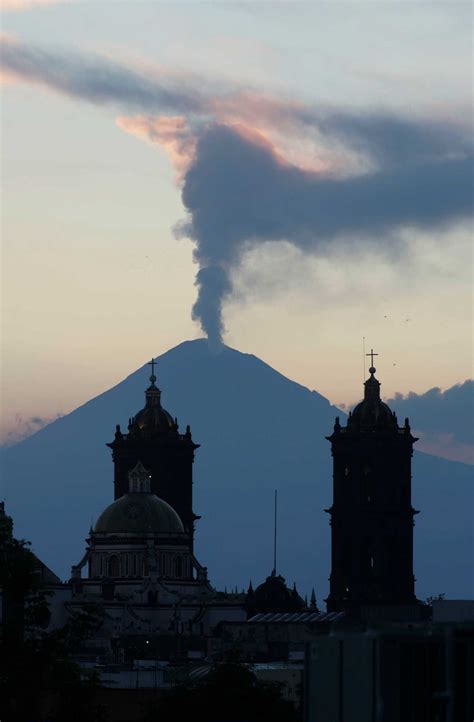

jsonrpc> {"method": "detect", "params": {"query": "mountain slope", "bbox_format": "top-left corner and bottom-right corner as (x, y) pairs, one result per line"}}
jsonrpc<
(1, 339), (472, 600)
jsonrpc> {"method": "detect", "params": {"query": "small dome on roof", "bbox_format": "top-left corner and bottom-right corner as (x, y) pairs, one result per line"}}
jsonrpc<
(250, 571), (305, 614)
(129, 365), (177, 436)
(131, 377), (176, 433)
(348, 366), (397, 431)
(94, 493), (184, 535)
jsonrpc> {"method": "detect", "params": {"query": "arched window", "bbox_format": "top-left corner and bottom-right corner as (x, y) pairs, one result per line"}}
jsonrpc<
(108, 555), (120, 578)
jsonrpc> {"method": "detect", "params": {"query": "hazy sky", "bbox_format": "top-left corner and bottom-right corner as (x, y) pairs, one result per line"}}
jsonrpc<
(1, 1), (472, 445)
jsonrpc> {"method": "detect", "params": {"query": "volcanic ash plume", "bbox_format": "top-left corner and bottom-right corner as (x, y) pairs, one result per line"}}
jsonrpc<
(2, 37), (472, 348)
(191, 266), (232, 351)
(178, 122), (473, 348)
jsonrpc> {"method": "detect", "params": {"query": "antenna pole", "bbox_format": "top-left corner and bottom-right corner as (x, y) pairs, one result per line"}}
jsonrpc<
(363, 336), (366, 380)
(273, 490), (277, 574)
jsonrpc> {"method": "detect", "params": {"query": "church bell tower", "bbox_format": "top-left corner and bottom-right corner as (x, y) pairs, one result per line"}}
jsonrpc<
(326, 352), (420, 614)
(107, 360), (200, 551)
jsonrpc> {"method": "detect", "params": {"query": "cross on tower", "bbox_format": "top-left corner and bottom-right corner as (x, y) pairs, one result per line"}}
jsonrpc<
(365, 348), (378, 369)
(148, 358), (157, 382)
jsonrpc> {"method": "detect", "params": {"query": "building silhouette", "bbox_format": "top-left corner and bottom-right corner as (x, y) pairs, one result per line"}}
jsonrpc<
(108, 361), (199, 551)
(66, 365), (245, 655)
(246, 572), (307, 618)
(325, 359), (425, 619)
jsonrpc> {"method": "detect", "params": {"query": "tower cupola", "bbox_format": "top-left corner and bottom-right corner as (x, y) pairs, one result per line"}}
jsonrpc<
(131, 363), (176, 434)
(347, 359), (398, 431)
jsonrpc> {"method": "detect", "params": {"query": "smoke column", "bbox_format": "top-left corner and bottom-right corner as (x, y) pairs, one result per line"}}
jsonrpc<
(180, 123), (473, 348)
(2, 37), (472, 347)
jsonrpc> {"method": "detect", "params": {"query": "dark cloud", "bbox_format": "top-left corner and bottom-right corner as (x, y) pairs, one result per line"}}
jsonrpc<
(308, 111), (473, 168)
(388, 380), (474, 447)
(181, 123), (473, 345)
(1, 39), (206, 114)
(4, 38), (470, 169)
(2, 38), (472, 346)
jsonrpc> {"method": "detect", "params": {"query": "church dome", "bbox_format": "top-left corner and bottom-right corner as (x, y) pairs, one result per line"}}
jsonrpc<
(347, 366), (397, 431)
(133, 393), (175, 432)
(94, 493), (185, 535)
(251, 571), (305, 614)
(130, 370), (176, 434)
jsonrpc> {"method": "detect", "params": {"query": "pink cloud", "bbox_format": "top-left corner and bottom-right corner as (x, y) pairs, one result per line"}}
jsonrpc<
(116, 115), (196, 179)
(1, 0), (64, 10)
(0, 34), (338, 175)
(116, 102), (334, 181)
(0, 412), (63, 447)
(116, 111), (329, 188)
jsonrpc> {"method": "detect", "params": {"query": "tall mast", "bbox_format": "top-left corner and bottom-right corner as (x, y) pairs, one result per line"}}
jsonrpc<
(273, 489), (278, 574)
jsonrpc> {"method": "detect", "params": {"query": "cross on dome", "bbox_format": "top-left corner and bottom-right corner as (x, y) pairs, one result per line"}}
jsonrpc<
(365, 348), (379, 373)
(148, 358), (157, 384)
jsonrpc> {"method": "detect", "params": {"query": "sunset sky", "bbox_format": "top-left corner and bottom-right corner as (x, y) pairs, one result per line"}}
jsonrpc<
(1, 1), (472, 451)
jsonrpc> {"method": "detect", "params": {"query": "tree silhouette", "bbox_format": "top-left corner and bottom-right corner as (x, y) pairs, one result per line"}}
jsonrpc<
(143, 661), (301, 722)
(0, 513), (104, 722)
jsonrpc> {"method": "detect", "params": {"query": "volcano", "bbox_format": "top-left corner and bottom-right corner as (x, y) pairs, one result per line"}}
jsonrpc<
(1, 339), (472, 600)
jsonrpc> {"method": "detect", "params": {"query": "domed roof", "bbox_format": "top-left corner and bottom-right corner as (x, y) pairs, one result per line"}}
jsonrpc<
(133, 390), (175, 432)
(94, 493), (185, 535)
(131, 372), (176, 434)
(251, 571), (305, 614)
(347, 366), (398, 431)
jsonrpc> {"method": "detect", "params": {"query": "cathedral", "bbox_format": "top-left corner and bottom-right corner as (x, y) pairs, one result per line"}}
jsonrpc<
(4, 351), (473, 721)
(34, 354), (428, 648)
(61, 365), (246, 653)
(4, 352), (432, 652)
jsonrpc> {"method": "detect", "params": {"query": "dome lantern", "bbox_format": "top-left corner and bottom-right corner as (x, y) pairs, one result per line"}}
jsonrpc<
(130, 359), (176, 434)
(128, 461), (151, 493)
(347, 351), (398, 431)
